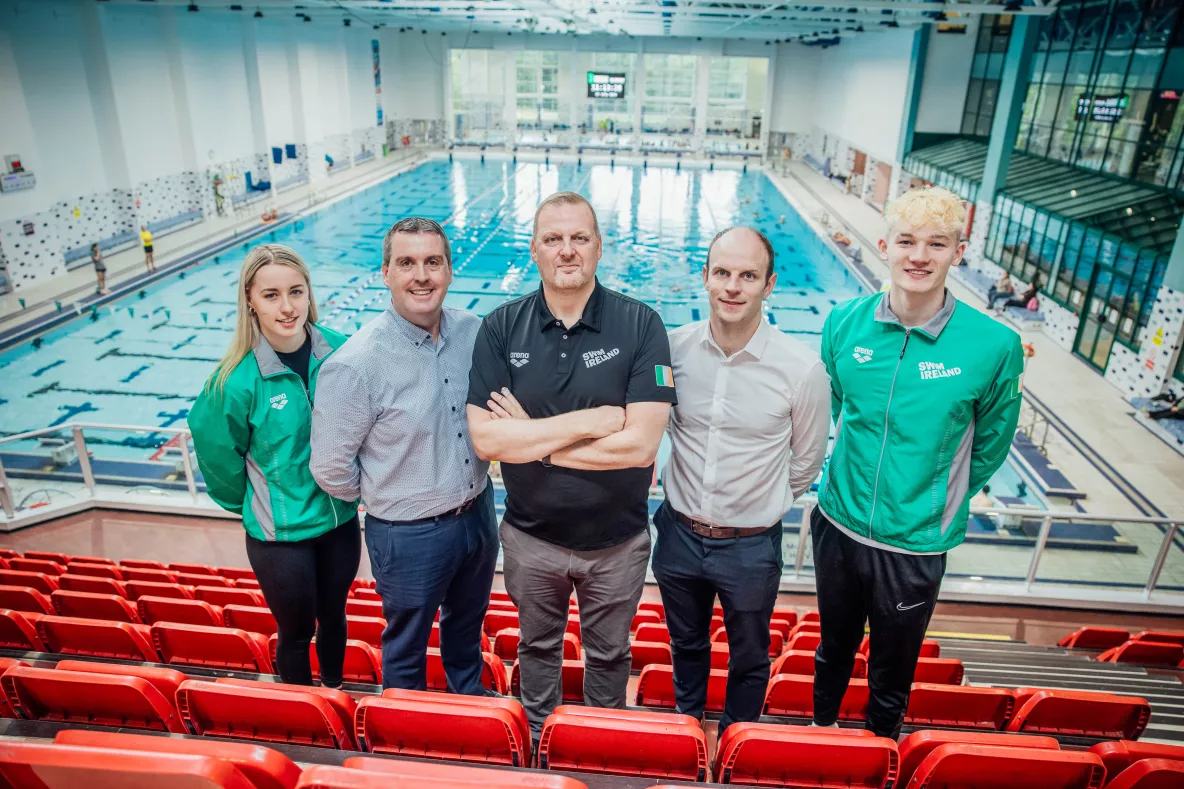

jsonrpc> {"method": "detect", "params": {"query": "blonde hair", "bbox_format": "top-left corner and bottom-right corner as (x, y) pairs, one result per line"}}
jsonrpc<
(884, 186), (967, 238)
(207, 244), (318, 394)
(533, 191), (600, 238)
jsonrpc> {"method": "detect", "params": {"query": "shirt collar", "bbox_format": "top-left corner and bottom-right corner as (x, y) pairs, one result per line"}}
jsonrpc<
(252, 325), (328, 377)
(387, 304), (448, 348)
(874, 288), (957, 339)
(537, 278), (604, 333)
(700, 317), (772, 361)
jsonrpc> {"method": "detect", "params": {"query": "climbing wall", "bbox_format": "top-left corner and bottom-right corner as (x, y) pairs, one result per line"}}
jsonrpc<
(53, 190), (137, 262)
(1, 212), (65, 290)
(1104, 285), (1184, 399)
(132, 172), (205, 227)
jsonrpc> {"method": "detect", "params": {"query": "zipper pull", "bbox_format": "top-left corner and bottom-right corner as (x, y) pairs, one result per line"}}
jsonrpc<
(899, 329), (911, 359)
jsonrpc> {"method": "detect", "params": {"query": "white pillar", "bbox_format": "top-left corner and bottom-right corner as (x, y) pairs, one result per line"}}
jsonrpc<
(694, 54), (710, 154)
(632, 45), (644, 152)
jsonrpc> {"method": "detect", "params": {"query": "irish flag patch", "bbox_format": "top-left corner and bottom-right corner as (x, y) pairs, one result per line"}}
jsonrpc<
(655, 365), (675, 388)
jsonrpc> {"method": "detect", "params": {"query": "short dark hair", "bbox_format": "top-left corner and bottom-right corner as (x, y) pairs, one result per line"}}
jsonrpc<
(706, 226), (775, 281)
(533, 191), (600, 239)
(383, 217), (451, 268)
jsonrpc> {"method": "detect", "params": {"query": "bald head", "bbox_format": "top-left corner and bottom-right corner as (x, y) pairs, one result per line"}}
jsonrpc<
(707, 226), (775, 281)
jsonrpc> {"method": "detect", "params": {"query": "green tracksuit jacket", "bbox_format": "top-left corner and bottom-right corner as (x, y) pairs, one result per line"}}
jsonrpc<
(188, 325), (357, 542)
(817, 290), (1025, 553)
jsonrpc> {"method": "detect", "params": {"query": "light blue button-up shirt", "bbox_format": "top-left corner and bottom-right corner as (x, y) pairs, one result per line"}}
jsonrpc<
(310, 305), (489, 521)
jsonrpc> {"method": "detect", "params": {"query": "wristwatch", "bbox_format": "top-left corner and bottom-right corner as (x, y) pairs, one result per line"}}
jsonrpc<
(541, 454), (553, 467)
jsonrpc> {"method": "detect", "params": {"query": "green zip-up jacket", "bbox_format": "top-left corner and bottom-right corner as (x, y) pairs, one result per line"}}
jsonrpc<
(817, 290), (1025, 554)
(188, 325), (357, 542)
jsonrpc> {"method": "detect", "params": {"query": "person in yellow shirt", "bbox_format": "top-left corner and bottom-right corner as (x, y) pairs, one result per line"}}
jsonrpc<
(140, 225), (156, 272)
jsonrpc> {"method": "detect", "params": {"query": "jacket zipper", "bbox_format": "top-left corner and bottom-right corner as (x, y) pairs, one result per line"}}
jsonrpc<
(271, 367), (340, 531)
(867, 329), (910, 540)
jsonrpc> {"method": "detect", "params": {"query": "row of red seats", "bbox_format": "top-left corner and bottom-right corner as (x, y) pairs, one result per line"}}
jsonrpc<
(1060, 627), (1184, 668)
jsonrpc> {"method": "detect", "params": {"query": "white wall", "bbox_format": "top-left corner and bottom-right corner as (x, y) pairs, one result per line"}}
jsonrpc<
(0, 26), (43, 223)
(382, 30), (448, 121)
(347, 34), (379, 132)
(179, 12), (256, 167)
(915, 22), (978, 134)
(255, 20), (298, 147)
(769, 42), (817, 133)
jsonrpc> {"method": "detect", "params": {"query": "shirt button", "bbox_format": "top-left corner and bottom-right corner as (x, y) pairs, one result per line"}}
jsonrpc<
(457, 432), (463, 438)
(563, 335), (568, 339)
(444, 378), (449, 384)
(561, 353), (567, 358)
(556, 321), (561, 326)
(465, 459), (470, 464)
(452, 406), (456, 412)
(470, 484), (474, 489)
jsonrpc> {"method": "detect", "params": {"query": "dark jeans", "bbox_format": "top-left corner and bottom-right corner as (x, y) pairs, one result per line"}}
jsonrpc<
(810, 508), (945, 738)
(651, 500), (783, 734)
(365, 481), (498, 694)
(245, 515), (361, 687)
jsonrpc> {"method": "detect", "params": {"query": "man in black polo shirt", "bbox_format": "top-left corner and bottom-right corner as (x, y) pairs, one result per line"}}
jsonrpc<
(467, 191), (676, 739)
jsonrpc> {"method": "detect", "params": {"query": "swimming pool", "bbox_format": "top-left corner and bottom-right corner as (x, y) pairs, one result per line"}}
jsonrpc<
(0, 157), (1037, 504)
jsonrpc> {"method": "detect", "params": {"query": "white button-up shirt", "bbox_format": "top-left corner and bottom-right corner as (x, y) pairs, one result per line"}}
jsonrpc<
(663, 318), (831, 528)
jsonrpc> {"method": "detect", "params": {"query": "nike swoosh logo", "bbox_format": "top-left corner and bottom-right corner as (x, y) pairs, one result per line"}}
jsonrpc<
(896, 602), (926, 611)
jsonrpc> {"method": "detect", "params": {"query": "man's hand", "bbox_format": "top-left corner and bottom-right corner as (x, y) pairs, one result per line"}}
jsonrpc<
(487, 388), (530, 419)
(487, 388), (624, 438)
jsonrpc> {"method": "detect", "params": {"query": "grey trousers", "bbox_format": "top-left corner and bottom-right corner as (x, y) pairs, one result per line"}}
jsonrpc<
(500, 522), (651, 737)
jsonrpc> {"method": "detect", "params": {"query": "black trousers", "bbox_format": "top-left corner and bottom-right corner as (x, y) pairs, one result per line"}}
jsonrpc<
(810, 507), (945, 738)
(245, 516), (361, 687)
(652, 500), (782, 734)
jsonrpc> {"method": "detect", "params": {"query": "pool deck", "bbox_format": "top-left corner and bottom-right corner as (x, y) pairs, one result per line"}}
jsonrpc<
(770, 161), (1184, 520)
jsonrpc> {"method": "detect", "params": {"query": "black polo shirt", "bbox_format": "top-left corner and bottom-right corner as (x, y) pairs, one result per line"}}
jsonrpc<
(467, 279), (676, 551)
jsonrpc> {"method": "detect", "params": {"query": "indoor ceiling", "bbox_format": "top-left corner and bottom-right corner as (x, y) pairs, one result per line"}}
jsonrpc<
(100, 0), (1059, 40)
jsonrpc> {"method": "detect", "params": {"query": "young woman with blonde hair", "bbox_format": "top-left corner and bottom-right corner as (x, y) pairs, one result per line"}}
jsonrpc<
(189, 244), (359, 688)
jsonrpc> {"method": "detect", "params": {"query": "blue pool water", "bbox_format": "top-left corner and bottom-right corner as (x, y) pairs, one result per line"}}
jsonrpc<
(0, 157), (1037, 505)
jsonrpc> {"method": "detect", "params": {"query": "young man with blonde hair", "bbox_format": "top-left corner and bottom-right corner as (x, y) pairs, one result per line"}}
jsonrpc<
(812, 186), (1024, 738)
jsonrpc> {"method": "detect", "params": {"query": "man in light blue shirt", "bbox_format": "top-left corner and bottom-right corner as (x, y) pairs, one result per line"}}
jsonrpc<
(311, 217), (496, 694)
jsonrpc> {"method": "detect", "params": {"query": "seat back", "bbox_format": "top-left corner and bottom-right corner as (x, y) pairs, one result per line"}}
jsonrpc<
(120, 559), (168, 570)
(223, 605), (278, 636)
(1098, 640), (1184, 667)
(1059, 626), (1130, 650)
(1086, 740), (1184, 782)
(538, 706), (708, 781)
(631, 610), (662, 632)
(771, 607), (798, 629)
(0, 610), (43, 651)
(631, 640), (673, 671)
(770, 649), (868, 678)
(909, 744), (1105, 789)
(265, 635), (381, 684)
(23, 551), (69, 564)
(635, 623), (670, 643)
(510, 659), (583, 702)
(195, 586), (265, 608)
(122, 568), (179, 584)
(309, 760), (590, 789)
(345, 598), (384, 618)
(785, 632), (821, 652)
(484, 609), (519, 636)
(0, 664), (185, 733)
(897, 730), (1060, 786)
(176, 679), (351, 749)
(151, 622), (273, 672)
(0, 740), (258, 789)
(69, 556), (114, 566)
(138, 596), (224, 627)
(427, 647), (507, 694)
(169, 563), (218, 577)
(126, 581), (194, 601)
(357, 692), (529, 766)
(65, 562), (123, 581)
(1105, 758), (1184, 789)
(345, 616), (384, 648)
(35, 615), (158, 661)
(52, 730), (302, 789)
(763, 674), (869, 721)
(715, 723), (898, 787)
(215, 567), (257, 582)
(50, 590), (140, 623)
(494, 628), (520, 661)
(1007, 689), (1152, 740)
(0, 570), (58, 595)
(216, 677), (358, 749)
(9, 559), (65, 576)
(636, 664), (728, 711)
(57, 574), (127, 597)
(427, 621), (494, 654)
(1130, 630), (1184, 647)
(0, 585), (54, 615)
(905, 684), (1015, 730)
(54, 659), (187, 706)
(913, 657), (964, 685)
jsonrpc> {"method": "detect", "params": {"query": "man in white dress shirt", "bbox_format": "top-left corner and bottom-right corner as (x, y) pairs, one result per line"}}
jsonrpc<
(655, 226), (831, 734)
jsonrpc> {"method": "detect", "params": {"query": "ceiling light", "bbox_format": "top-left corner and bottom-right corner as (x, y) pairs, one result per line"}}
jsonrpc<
(1126, 207), (1133, 215)
(1150, 216), (1157, 222)
(1070, 189), (1078, 197)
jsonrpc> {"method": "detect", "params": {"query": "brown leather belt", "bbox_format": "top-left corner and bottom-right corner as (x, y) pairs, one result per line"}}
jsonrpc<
(672, 508), (776, 539)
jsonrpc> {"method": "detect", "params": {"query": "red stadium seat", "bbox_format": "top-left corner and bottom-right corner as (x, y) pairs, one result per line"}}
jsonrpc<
(120, 558), (168, 570)
(510, 659), (584, 702)
(565, 615), (581, 638)
(169, 563), (217, 577)
(357, 688), (530, 766)
(638, 601), (665, 621)
(0, 585), (54, 615)
(348, 586), (377, 601)
(908, 744), (1105, 789)
(785, 631), (821, 652)
(771, 607), (798, 630)
(303, 761), (588, 789)
(896, 730), (1060, 786)
(64, 562), (123, 580)
(490, 590), (513, 604)
(224, 604), (278, 636)
(50, 590), (140, 623)
(196, 585), (265, 608)
(428, 621), (494, 654)
(763, 674), (869, 720)
(1106, 759), (1184, 789)
(0, 570), (58, 595)
(427, 648), (508, 694)
(137, 595), (224, 627)
(632, 610), (662, 631)
(215, 567), (258, 582)
(787, 621), (821, 640)
(1097, 640), (1184, 667)
(0, 740), (259, 789)
(1088, 741), (1184, 784)
(1059, 626), (1131, 650)
(36, 615), (158, 661)
(905, 683), (1015, 730)
(711, 642), (730, 670)
(859, 635), (940, 658)
(635, 622), (670, 643)
(715, 723), (898, 787)
(179, 573), (231, 588)
(1130, 630), (1184, 647)
(0, 610), (43, 651)
(0, 549), (17, 559)
(494, 627), (520, 660)
(484, 609), (519, 636)
(0, 664), (185, 732)
(913, 657), (964, 684)
(265, 635), (381, 684)
(176, 679), (351, 749)
(539, 705), (708, 781)
(636, 664), (727, 711)
(345, 598), (384, 618)
(631, 640), (673, 671)
(346, 616), (385, 648)
(54, 659), (187, 707)
(57, 573), (127, 597)
(1007, 688), (1151, 740)
(69, 555), (114, 566)
(771, 649), (868, 678)
(151, 622), (273, 672)
(0, 658), (24, 718)
(52, 730), (303, 789)
(24, 551), (69, 565)
(217, 677), (359, 749)
(9, 559), (65, 576)
(126, 580), (194, 600)
(122, 567), (180, 583)
(801, 611), (820, 624)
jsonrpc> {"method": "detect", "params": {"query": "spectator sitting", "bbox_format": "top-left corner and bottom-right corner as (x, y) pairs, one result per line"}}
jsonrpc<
(987, 272), (1014, 308)
(1146, 391), (1183, 421)
(994, 276), (1040, 314)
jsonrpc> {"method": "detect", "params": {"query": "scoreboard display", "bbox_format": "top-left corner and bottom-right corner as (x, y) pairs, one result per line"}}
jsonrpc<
(587, 72), (626, 100)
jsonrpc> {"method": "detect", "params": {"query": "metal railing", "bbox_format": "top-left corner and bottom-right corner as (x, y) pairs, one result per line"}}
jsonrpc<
(2, 422), (1183, 602)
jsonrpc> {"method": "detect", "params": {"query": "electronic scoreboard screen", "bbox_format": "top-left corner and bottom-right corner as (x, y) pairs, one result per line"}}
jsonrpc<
(587, 72), (626, 100)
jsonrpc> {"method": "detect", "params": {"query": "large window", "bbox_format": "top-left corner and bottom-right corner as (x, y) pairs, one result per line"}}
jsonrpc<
(516, 51), (564, 129)
(642, 54), (697, 134)
(962, 14), (1014, 137)
(451, 50), (507, 141)
(580, 52), (636, 133)
(705, 57), (767, 139)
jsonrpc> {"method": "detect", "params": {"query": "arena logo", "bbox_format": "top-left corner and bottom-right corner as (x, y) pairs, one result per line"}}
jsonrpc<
(918, 361), (961, 380)
(852, 346), (874, 363)
(510, 352), (530, 368)
(583, 347), (620, 368)
(270, 393), (288, 410)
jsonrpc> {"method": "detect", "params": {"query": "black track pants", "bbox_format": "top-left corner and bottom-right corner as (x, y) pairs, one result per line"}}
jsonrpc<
(810, 507), (945, 738)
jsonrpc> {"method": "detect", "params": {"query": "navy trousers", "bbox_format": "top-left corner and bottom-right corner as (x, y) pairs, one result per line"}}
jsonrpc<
(365, 481), (498, 694)
(651, 500), (783, 734)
